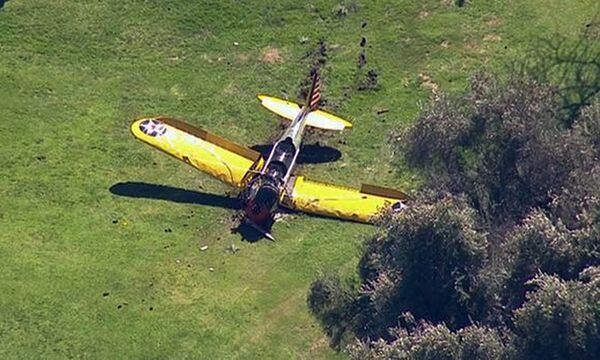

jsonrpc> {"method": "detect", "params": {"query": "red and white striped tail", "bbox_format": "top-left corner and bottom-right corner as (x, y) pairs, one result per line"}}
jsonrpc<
(307, 72), (321, 111)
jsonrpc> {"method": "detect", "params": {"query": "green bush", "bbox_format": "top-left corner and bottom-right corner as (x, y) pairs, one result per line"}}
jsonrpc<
(395, 74), (598, 226)
(500, 209), (600, 310)
(307, 272), (358, 348)
(348, 322), (506, 360)
(512, 268), (600, 359)
(309, 195), (488, 343)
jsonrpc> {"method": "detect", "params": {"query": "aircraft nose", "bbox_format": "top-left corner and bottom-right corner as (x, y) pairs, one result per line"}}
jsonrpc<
(244, 201), (272, 225)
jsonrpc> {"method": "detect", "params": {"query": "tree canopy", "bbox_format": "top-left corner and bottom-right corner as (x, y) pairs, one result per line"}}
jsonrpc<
(309, 37), (600, 357)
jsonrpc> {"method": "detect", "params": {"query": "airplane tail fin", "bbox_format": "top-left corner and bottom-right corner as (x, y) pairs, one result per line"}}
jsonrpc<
(257, 70), (353, 131)
(306, 71), (321, 112)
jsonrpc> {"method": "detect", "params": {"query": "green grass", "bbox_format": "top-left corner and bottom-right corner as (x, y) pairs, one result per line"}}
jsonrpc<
(0, 0), (594, 358)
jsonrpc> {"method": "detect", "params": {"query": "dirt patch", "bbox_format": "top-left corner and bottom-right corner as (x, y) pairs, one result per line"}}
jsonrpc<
(358, 69), (379, 91)
(261, 47), (283, 63)
(464, 42), (485, 54)
(483, 34), (502, 42)
(440, 40), (450, 48)
(419, 73), (439, 94)
(310, 336), (330, 353)
(486, 17), (503, 28)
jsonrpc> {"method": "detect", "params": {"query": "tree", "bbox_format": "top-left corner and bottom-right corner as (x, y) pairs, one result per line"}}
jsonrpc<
(395, 73), (598, 225)
(310, 59), (599, 358)
(307, 272), (358, 348)
(500, 209), (600, 310)
(357, 195), (487, 339)
(512, 268), (600, 360)
(308, 195), (488, 343)
(552, 101), (600, 229)
(347, 322), (506, 360)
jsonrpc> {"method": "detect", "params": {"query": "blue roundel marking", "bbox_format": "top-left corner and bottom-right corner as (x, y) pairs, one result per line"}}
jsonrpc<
(139, 119), (167, 137)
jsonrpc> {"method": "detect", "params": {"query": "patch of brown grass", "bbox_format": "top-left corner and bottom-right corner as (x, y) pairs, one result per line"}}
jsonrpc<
(262, 47), (283, 63)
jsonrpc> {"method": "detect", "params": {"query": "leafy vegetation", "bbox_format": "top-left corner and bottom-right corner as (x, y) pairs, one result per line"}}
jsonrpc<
(309, 28), (599, 360)
(512, 269), (600, 360)
(397, 73), (599, 225)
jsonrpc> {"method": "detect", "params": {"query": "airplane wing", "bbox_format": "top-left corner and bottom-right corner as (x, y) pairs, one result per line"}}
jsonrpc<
(257, 95), (352, 131)
(281, 176), (408, 223)
(130, 117), (262, 188)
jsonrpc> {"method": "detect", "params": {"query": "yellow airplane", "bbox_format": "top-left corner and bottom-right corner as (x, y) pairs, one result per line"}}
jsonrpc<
(130, 72), (407, 240)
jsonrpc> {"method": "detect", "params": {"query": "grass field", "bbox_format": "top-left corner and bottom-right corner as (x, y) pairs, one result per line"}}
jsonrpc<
(0, 1), (595, 358)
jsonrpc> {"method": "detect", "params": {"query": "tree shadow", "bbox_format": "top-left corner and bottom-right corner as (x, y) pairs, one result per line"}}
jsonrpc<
(514, 29), (599, 125)
(251, 143), (341, 164)
(0, 1), (9, 10)
(109, 182), (240, 209)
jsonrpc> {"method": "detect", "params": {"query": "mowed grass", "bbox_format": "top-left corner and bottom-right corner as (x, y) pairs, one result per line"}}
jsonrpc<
(0, 1), (594, 358)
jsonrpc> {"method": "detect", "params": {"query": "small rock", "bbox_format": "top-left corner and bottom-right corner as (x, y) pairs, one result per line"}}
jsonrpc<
(233, 42), (239, 46)
(208, 267), (215, 272)
(228, 243), (239, 253)
(200, 245), (209, 251)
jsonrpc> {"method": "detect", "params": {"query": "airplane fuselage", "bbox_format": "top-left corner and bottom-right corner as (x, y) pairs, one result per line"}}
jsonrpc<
(241, 107), (311, 225)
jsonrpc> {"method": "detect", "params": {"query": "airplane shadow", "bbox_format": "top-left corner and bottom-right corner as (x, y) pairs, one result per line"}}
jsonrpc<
(231, 220), (275, 243)
(109, 182), (240, 209)
(251, 143), (341, 164)
(109, 182), (273, 242)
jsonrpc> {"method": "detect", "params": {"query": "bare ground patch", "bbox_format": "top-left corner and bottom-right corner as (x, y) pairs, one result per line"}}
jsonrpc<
(261, 47), (283, 63)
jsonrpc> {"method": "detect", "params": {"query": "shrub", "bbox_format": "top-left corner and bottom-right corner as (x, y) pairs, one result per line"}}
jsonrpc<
(348, 322), (506, 360)
(499, 209), (600, 310)
(395, 73), (598, 226)
(512, 268), (600, 359)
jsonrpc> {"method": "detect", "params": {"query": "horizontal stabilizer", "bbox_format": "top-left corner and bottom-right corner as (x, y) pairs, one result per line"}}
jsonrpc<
(258, 95), (352, 131)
